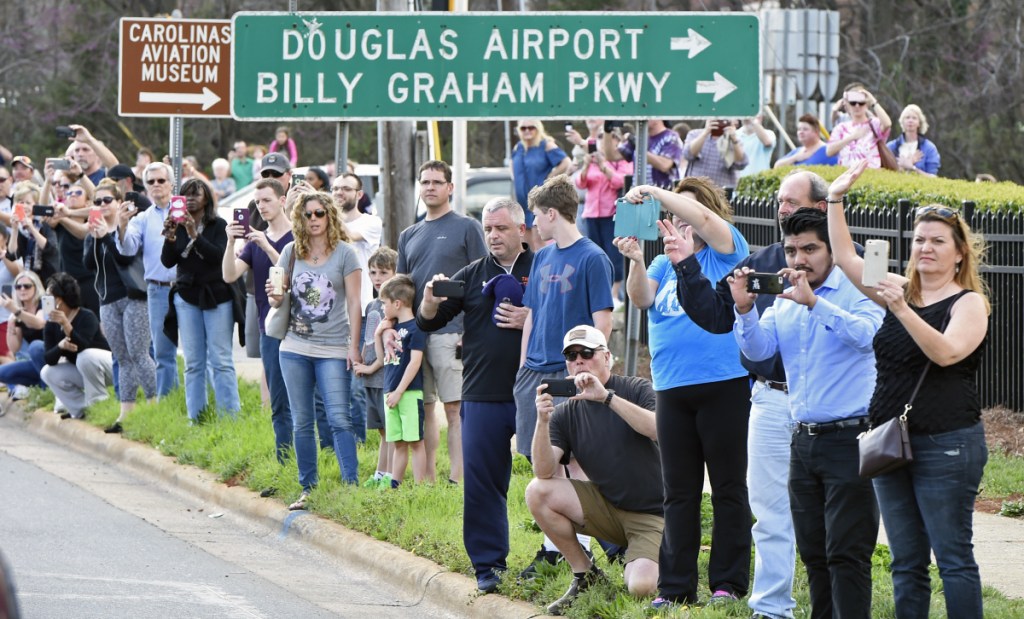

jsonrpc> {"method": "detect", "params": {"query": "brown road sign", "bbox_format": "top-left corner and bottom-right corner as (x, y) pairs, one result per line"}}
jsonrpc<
(119, 18), (232, 117)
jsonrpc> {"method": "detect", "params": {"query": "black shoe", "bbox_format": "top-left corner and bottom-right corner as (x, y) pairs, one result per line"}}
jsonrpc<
(518, 546), (562, 580)
(259, 487), (277, 498)
(476, 569), (503, 594)
(104, 422), (123, 434)
(546, 565), (607, 616)
(59, 412), (72, 420)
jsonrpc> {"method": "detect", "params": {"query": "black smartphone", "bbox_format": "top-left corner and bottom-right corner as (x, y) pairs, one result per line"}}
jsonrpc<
(290, 174), (302, 189)
(543, 379), (578, 398)
(233, 207), (251, 235)
(32, 205), (55, 217)
(47, 158), (71, 171)
(746, 272), (785, 295)
(55, 125), (77, 139)
(1, 285), (11, 298)
(432, 280), (466, 299)
(604, 120), (624, 132)
(588, 142), (597, 154)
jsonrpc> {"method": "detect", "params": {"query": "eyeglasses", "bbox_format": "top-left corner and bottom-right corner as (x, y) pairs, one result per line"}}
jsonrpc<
(915, 205), (960, 220)
(518, 126), (537, 132)
(66, 189), (85, 197)
(146, 178), (168, 185)
(847, 100), (867, 107)
(15, 283), (34, 290)
(93, 196), (116, 206)
(58, 183), (71, 190)
(261, 169), (284, 178)
(563, 348), (601, 362)
(303, 209), (327, 220)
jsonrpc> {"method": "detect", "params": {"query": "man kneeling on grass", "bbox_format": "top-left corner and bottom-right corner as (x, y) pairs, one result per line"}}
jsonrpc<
(526, 325), (662, 615)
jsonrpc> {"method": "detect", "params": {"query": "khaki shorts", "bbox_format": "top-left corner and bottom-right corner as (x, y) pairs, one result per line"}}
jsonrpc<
(421, 332), (464, 405)
(570, 479), (663, 565)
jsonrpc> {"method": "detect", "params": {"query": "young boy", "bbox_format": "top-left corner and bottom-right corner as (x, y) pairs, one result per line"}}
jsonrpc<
(353, 246), (398, 488)
(378, 274), (427, 485)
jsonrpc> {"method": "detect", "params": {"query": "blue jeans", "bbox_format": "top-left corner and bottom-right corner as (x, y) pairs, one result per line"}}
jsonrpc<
(148, 283), (179, 396)
(747, 382), (797, 619)
(173, 296), (240, 419)
(279, 350), (358, 490)
(259, 334), (293, 464)
(873, 422), (987, 619)
(0, 340), (46, 387)
(348, 371), (367, 442)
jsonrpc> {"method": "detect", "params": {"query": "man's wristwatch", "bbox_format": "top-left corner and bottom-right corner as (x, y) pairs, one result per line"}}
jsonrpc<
(603, 390), (615, 406)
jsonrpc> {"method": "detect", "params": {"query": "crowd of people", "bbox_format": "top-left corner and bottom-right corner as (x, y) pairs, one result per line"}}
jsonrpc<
(0, 99), (990, 619)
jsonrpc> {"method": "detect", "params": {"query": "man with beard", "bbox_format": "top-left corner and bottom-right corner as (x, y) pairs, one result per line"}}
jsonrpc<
(332, 173), (382, 314)
(66, 124), (119, 185)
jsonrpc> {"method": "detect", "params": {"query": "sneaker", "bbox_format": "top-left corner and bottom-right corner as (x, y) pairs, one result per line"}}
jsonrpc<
(103, 422), (123, 434)
(362, 477), (381, 489)
(518, 546), (562, 580)
(259, 487), (277, 498)
(11, 385), (29, 401)
(288, 491), (310, 511)
(652, 596), (695, 611)
(709, 589), (739, 604)
(546, 565), (606, 616)
(476, 569), (503, 594)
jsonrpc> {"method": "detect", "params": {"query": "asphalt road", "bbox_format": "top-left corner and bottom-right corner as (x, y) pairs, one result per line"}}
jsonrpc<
(0, 419), (458, 619)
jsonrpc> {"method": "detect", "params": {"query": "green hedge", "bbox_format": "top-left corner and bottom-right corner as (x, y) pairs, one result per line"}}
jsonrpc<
(737, 166), (1024, 213)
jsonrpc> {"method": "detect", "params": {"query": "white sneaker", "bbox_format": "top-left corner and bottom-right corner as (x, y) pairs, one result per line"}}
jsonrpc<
(54, 398), (69, 414)
(11, 385), (29, 401)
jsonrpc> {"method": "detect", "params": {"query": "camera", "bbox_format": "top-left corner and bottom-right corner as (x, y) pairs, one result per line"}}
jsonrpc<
(47, 158), (71, 171)
(55, 126), (77, 140)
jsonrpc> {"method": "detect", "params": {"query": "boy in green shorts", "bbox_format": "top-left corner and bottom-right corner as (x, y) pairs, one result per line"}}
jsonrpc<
(378, 275), (428, 484)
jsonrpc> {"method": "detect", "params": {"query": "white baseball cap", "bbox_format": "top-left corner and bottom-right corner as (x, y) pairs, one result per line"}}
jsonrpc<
(562, 325), (608, 353)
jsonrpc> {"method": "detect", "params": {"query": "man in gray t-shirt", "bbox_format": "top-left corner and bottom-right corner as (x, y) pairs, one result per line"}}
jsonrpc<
(396, 160), (486, 484)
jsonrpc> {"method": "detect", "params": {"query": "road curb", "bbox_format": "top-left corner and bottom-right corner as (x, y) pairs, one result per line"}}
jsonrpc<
(16, 405), (548, 619)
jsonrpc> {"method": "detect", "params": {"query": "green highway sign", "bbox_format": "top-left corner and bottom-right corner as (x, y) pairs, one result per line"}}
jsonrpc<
(231, 12), (760, 120)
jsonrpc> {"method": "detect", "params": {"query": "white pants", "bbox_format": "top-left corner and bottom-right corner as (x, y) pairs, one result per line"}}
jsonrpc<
(40, 349), (114, 418)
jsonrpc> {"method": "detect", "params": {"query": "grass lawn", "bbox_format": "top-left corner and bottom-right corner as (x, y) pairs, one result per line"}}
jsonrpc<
(30, 377), (1024, 618)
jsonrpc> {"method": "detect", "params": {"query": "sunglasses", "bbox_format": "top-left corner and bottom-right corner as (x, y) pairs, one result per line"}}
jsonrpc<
(146, 178), (168, 185)
(846, 100), (867, 107)
(261, 169), (284, 178)
(303, 209), (327, 220)
(915, 205), (960, 220)
(0, 177), (10, 182)
(66, 189), (85, 197)
(15, 283), (34, 290)
(93, 196), (116, 206)
(563, 348), (601, 362)
(58, 183), (71, 190)
(518, 126), (537, 131)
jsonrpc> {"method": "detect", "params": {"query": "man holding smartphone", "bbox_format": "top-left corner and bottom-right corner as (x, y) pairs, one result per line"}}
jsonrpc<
(529, 325), (661, 615)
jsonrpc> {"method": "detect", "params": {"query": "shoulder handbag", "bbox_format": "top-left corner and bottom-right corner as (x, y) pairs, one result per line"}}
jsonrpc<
(264, 243), (296, 340)
(858, 298), (958, 478)
(870, 121), (899, 171)
(613, 195), (661, 241)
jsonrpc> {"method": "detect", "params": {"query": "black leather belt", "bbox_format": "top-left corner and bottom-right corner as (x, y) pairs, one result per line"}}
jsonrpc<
(796, 417), (868, 436)
(755, 375), (789, 394)
(146, 280), (173, 287)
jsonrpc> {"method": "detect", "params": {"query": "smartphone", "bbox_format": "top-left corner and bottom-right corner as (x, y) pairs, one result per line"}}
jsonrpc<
(862, 240), (890, 287)
(89, 206), (103, 226)
(47, 158), (71, 171)
(1, 285), (11, 298)
(41, 295), (56, 321)
(13, 203), (26, 222)
(124, 191), (139, 212)
(588, 142), (597, 154)
(32, 205), (55, 217)
(746, 272), (785, 295)
(290, 175), (303, 189)
(55, 125), (77, 140)
(233, 207), (251, 235)
(269, 266), (285, 295)
(543, 379), (578, 398)
(564, 123), (573, 132)
(710, 120), (727, 137)
(169, 195), (187, 222)
(432, 279), (466, 299)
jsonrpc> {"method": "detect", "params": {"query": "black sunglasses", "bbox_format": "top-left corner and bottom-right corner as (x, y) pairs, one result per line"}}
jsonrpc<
(915, 205), (959, 220)
(15, 283), (34, 290)
(563, 348), (600, 362)
(303, 209), (327, 219)
(93, 196), (116, 206)
(146, 178), (168, 185)
(261, 169), (284, 178)
(847, 100), (867, 107)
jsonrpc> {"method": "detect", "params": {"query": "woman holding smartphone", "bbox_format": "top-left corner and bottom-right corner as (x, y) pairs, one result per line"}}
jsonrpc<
(84, 180), (156, 433)
(8, 182), (59, 283)
(267, 191), (362, 511)
(0, 271), (47, 399)
(161, 178), (240, 423)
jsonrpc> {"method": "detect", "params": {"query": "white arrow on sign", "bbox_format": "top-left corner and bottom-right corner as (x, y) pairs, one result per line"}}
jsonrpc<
(139, 87), (221, 111)
(669, 28), (712, 59)
(696, 72), (737, 102)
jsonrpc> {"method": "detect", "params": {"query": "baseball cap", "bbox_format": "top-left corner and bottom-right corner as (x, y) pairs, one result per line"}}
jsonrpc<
(107, 164), (136, 182)
(562, 325), (608, 353)
(261, 153), (289, 174)
(11, 156), (34, 170)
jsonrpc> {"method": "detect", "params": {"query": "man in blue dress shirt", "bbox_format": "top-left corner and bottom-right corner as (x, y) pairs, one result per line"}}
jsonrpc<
(729, 208), (884, 619)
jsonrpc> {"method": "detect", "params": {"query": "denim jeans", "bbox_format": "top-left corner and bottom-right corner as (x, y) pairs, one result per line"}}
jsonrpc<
(279, 350), (358, 490)
(747, 382), (797, 619)
(173, 296), (240, 420)
(348, 370), (367, 443)
(259, 334), (293, 464)
(0, 340), (46, 387)
(148, 283), (180, 397)
(873, 422), (987, 619)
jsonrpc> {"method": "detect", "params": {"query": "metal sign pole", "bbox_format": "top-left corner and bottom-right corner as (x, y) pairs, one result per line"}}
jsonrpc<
(170, 116), (184, 194)
(624, 120), (648, 378)
(335, 122), (349, 176)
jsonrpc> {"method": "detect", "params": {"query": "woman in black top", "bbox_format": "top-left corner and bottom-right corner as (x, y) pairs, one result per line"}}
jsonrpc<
(827, 162), (989, 618)
(0, 270), (47, 393)
(161, 178), (240, 422)
(7, 181), (59, 282)
(39, 273), (114, 420)
(85, 180), (157, 433)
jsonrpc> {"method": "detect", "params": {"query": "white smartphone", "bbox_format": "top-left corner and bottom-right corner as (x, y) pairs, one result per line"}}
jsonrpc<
(862, 239), (890, 287)
(41, 294), (56, 320)
(269, 266), (285, 295)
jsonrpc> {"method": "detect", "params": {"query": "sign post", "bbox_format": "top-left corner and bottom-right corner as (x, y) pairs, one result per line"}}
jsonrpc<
(231, 12), (760, 121)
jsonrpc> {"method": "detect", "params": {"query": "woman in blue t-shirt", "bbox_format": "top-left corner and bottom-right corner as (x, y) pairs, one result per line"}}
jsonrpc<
(774, 113), (838, 168)
(510, 120), (570, 250)
(616, 177), (752, 606)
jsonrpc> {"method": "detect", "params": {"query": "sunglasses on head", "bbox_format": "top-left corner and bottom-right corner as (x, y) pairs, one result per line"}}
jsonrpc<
(93, 196), (116, 206)
(15, 283), (34, 290)
(261, 169), (284, 178)
(915, 205), (960, 220)
(563, 348), (601, 362)
(303, 209), (327, 220)
(146, 178), (168, 185)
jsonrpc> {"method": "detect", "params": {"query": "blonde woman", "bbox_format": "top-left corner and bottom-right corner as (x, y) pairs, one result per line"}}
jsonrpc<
(267, 191), (362, 510)
(826, 86), (893, 168)
(887, 104), (941, 176)
(8, 182), (59, 282)
(0, 270), (47, 399)
(511, 120), (570, 249)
